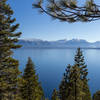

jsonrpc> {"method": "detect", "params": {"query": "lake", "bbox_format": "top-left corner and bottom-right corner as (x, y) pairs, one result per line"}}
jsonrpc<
(13, 48), (100, 98)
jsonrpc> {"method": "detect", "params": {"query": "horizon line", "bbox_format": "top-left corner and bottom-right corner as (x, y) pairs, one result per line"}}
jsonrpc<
(19, 38), (100, 43)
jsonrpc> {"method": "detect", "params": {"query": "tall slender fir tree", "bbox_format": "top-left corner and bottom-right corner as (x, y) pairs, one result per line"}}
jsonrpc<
(59, 64), (71, 100)
(59, 64), (85, 100)
(19, 57), (44, 100)
(59, 48), (92, 100)
(0, 0), (21, 100)
(68, 65), (85, 100)
(74, 48), (92, 100)
(75, 48), (88, 80)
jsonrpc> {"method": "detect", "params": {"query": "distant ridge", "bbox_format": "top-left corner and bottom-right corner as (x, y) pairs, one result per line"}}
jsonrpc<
(18, 39), (100, 49)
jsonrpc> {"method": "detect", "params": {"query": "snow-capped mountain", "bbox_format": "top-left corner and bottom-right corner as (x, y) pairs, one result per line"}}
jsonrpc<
(17, 39), (100, 48)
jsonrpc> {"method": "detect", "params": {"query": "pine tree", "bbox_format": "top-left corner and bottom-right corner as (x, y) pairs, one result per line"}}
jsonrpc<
(69, 65), (85, 100)
(93, 91), (100, 100)
(74, 48), (92, 100)
(59, 64), (85, 100)
(59, 48), (92, 100)
(51, 89), (59, 100)
(0, 0), (21, 100)
(59, 64), (71, 100)
(75, 48), (88, 80)
(19, 57), (44, 100)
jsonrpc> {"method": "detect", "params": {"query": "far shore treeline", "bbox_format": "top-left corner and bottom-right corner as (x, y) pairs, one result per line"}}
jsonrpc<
(0, 0), (100, 100)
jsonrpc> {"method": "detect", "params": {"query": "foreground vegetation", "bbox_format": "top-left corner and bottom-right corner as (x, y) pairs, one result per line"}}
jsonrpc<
(0, 0), (100, 100)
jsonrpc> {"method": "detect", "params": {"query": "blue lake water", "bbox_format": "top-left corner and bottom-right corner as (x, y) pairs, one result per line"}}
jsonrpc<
(13, 48), (100, 98)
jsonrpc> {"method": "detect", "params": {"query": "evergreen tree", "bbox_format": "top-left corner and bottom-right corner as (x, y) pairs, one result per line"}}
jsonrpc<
(0, 0), (21, 100)
(59, 48), (92, 100)
(93, 91), (100, 100)
(59, 64), (85, 100)
(51, 89), (59, 100)
(69, 65), (85, 100)
(19, 57), (44, 100)
(75, 48), (88, 80)
(59, 64), (71, 100)
(74, 48), (92, 100)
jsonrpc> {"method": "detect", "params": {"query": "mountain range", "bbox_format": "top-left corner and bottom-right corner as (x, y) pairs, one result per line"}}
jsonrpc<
(18, 39), (100, 49)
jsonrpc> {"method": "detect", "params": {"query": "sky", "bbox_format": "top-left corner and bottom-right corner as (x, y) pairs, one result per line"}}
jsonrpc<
(8, 0), (100, 42)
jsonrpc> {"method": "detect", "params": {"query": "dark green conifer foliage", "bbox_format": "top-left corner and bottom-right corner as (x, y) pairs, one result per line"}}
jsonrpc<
(19, 57), (44, 100)
(93, 91), (100, 100)
(74, 48), (92, 100)
(75, 48), (88, 80)
(59, 64), (71, 100)
(59, 64), (85, 100)
(59, 48), (92, 100)
(51, 89), (59, 100)
(68, 65), (84, 100)
(0, 0), (21, 99)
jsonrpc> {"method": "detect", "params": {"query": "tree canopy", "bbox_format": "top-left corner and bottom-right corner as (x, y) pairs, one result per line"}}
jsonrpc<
(19, 57), (44, 100)
(0, 0), (21, 99)
(59, 48), (92, 100)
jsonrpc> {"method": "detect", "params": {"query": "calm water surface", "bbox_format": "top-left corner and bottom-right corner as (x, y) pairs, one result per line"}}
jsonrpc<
(13, 48), (100, 98)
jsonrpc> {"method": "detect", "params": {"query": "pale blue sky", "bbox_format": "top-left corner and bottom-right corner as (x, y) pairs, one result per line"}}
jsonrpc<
(8, 0), (100, 42)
